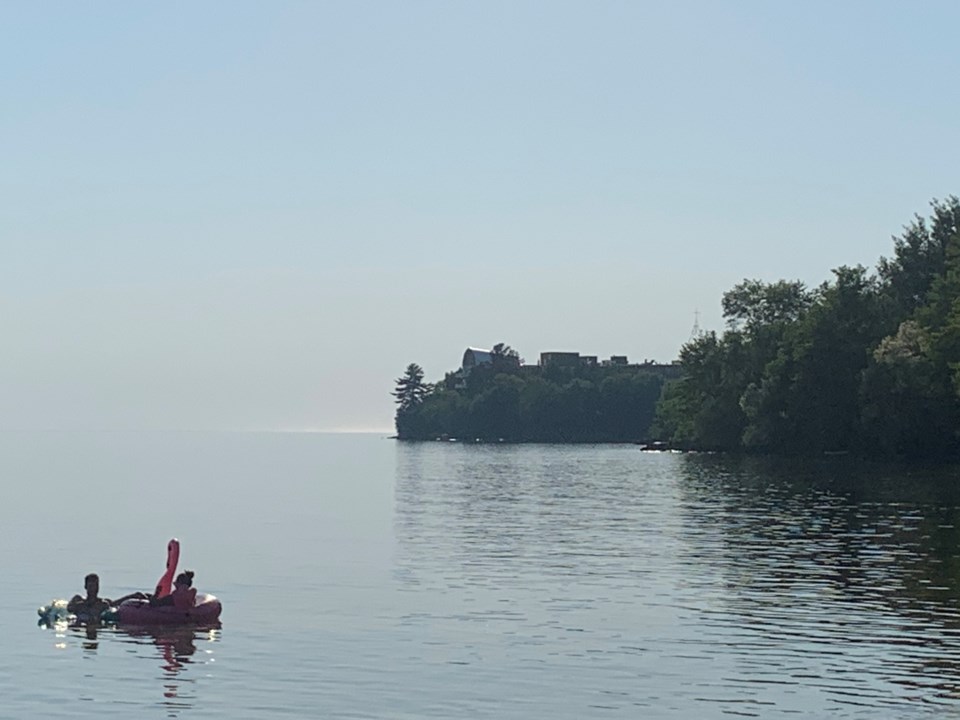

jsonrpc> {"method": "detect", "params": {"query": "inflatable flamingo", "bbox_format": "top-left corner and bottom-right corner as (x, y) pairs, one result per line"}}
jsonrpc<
(153, 538), (180, 599)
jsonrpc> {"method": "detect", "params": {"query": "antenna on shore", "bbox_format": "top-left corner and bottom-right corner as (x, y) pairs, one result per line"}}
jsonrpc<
(690, 309), (703, 342)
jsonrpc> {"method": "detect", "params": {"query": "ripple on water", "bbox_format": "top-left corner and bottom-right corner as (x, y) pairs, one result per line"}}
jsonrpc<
(394, 446), (960, 717)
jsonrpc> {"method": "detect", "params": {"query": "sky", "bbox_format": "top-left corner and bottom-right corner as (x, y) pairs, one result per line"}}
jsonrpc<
(2, 1), (959, 432)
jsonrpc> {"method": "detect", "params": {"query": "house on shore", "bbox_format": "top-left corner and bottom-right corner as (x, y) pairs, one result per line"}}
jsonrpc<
(461, 347), (493, 372)
(539, 351), (683, 379)
(458, 347), (683, 382)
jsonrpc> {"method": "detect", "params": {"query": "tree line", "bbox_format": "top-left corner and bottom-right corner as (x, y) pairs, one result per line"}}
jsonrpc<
(654, 196), (960, 458)
(393, 344), (666, 442)
(394, 197), (960, 457)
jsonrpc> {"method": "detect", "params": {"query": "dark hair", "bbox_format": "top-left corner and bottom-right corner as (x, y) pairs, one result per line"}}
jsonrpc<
(175, 570), (194, 587)
(84, 573), (99, 585)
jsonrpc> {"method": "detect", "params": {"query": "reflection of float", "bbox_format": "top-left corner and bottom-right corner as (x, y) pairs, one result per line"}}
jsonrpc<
(113, 622), (222, 708)
(116, 622), (221, 667)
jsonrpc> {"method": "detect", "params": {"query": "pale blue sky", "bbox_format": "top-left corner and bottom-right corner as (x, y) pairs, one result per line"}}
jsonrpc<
(2, 1), (958, 431)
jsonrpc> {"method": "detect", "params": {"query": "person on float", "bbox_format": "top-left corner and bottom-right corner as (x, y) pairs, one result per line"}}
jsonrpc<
(149, 571), (197, 609)
(67, 573), (147, 618)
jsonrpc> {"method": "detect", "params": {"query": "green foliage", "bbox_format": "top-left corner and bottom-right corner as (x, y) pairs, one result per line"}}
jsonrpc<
(878, 197), (960, 320)
(392, 363), (433, 438)
(859, 321), (955, 456)
(392, 363), (430, 411)
(393, 196), (960, 457)
(858, 225), (960, 456)
(656, 197), (960, 458)
(393, 352), (668, 442)
(767, 265), (885, 453)
(490, 342), (522, 373)
(653, 331), (750, 450)
(722, 279), (812, 331)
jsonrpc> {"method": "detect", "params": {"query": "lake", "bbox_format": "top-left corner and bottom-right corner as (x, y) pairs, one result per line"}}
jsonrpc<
(5, 432), (960, 718)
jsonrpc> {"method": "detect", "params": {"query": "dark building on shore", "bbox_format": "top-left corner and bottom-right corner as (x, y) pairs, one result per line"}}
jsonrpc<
(459, 347), (682, 381)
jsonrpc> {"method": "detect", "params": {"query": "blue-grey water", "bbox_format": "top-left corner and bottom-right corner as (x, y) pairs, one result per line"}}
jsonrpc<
(6, 432), (960, 718)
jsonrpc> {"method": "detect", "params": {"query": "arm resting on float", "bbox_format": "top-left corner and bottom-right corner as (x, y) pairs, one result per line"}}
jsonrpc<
(66, 595), (85, 612)
(114, 591), (148, 604)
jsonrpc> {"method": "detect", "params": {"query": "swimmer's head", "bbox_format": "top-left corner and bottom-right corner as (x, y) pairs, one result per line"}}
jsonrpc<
(84, 573), (100, 597)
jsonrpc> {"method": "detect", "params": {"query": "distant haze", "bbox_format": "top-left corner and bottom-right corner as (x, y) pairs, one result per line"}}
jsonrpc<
(3, 2), (959, 431)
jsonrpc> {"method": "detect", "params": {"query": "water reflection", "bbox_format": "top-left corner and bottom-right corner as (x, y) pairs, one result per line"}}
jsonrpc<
(674, 454), (960, 710)
(395, 444), (660, 588)
(394, 443), (960, 716)
(81, 622), (100, 653)
(38, 620), (220, 716)
(114, 623), (221, 715)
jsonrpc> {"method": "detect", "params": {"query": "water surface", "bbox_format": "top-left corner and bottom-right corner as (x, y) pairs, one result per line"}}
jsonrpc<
(6, 433), (960, 717)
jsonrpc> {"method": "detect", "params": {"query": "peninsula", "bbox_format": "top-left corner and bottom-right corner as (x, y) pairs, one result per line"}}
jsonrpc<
(394, 197), (960, 459)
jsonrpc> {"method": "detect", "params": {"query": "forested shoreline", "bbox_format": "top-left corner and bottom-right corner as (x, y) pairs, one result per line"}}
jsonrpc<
(394, 197), (960, 458)
(392, 346), (669, 443)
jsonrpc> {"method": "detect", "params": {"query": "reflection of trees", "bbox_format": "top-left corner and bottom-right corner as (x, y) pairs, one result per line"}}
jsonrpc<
(394, 442), (532, 589)
(395, 443), (960, 707)
(674, 453), (960, 703)
(394, 443), (683, 591)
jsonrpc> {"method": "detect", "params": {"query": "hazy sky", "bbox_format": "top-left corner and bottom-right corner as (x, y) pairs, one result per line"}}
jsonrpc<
(3, 1), (958, 432)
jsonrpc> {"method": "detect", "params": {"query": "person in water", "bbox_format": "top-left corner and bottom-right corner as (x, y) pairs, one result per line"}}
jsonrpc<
(150, 570), (197, 609)
(67, 573), (147, 618)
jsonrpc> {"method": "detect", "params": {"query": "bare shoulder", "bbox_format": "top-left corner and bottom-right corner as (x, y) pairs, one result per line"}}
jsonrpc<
(66, 595), (84, 612)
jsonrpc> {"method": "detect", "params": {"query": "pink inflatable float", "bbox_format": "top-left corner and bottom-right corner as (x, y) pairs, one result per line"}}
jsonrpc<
(114, 538), (222, 625)
(116, 593), (222, 625)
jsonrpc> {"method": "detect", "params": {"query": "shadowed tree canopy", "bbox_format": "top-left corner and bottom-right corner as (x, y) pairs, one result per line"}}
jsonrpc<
(490, 342), (522, 372)
(393, 363), (431, 413)
(656, 196), (960, 459)
(394, 197), (960, 457)
(392, 346), (669, 442)
(722, 279), (812, 332)
(878, 196), (960, 320)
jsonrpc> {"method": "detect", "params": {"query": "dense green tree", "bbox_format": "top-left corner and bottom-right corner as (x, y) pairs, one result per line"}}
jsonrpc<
(469, 374), (524, 440)
(722, 279), (812, 332)
(553, 378), (601, 441)
(597, 372), (663, 442)
(771, 265), (885, 452)
(858, 213), (960, 456)
(415, 390), (470, 439)
(519, 376), (565, 441)
(655, 197), (960, 458)
(878, 196), (960, 321)
(919, 232), (960, 362)
(394, 357), (667, 443)
(654, 332), (749, 450)
(393, 363), (430, 411)
(490, 342), (522, 373)
(859, 320), (955, 456)
(393, 196), (960, 457)
(393, 363), (432, 438)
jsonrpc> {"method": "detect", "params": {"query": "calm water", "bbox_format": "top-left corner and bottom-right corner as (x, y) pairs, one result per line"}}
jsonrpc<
(5, 433), (960, 718)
